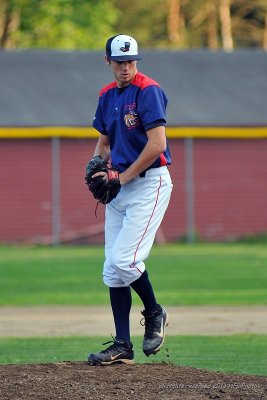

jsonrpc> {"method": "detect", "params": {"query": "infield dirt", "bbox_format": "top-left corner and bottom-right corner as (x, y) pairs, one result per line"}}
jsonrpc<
(1, 305), (267, 337)
(0, 362), (266, 400)
(1, 306), (267, 399)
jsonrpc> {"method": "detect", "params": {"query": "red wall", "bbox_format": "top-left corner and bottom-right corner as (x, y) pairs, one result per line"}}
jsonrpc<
(194, 139), (267, 240)
(0, 140), (52, 241)
(0, 138), (266, 243)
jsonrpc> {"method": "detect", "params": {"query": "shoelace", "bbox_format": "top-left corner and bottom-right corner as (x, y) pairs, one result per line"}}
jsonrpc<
(100, 336), (125, 354)
(94, 201), (101, 218)
(100, 342), (118, 354)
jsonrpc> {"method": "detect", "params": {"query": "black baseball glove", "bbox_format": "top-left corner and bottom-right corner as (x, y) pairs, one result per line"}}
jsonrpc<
(85, 156), (121, 204)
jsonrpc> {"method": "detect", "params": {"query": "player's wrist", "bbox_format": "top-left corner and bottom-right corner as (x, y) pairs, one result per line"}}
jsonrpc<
(119, 172), (128, 185)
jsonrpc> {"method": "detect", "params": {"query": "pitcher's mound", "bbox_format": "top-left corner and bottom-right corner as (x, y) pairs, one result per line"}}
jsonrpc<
(0, 362), (266, 400)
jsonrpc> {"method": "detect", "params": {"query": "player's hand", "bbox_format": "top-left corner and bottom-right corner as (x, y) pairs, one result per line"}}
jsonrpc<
(92, 171), (108, 181)
(85, 156), (121, 204)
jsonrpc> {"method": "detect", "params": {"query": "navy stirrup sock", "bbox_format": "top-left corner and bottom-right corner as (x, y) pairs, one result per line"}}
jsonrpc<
(130, 270), (159, 314)
(109, 286), (132, 343)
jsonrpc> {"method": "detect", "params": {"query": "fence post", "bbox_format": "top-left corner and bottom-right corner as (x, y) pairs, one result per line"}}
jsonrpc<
(185, 137), (195, 243)
(51, 137), (61, 245)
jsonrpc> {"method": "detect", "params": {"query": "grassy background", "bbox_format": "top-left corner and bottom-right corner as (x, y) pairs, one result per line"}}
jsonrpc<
(0, 243), (267, 305)
(0, 335), (266, 376)
(0, 243), (267, 375)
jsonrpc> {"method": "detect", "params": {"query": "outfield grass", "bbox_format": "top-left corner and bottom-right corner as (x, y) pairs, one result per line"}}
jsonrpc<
(0, 334), (266, 376)
(1, 244), (267, 375)
(0, 244), (266, 306)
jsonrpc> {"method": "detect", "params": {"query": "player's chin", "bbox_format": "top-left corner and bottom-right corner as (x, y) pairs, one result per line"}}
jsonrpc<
(120, 74), (130, 81)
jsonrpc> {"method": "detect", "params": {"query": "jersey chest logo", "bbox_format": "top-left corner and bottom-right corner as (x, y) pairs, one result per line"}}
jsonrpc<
(124, 103), (139, 129)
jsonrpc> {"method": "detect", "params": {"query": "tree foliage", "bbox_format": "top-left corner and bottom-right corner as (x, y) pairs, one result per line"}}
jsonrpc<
(0, 0), (118, 49)
(0, 0), (266, 50)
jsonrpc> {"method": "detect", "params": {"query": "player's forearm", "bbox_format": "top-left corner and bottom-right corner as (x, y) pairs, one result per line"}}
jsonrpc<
(120, 153), (157, 184)
(120, 126), (167, 185)
(93, 134), (110, 161)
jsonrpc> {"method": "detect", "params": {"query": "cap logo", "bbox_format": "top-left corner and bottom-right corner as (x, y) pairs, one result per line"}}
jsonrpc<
(120, 42), (130, 52)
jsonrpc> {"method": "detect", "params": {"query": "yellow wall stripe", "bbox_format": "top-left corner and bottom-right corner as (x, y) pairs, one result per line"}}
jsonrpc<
(167, 126), (267, 139)
(0, 127), (99, 139)
(0, 126), (267, 139)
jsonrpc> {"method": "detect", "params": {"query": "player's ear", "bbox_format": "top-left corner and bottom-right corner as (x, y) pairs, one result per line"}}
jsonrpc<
(105, 56), (111, 66)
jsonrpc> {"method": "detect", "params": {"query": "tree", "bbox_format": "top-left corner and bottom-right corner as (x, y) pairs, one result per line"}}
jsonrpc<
(184, 0), (266, 49)
(112, 0), (169, 48)
(264, 12), (267, 49)
(0, 0), (119, 49)
(1, 0), (267, 50)
(231, 0), (267, 48)
(207, 0), (219, 49)
(0, 0), (23, 48)
(168, 0), (185, 47)
(219, 0), (233, 51)
(186, 0), (219, 49)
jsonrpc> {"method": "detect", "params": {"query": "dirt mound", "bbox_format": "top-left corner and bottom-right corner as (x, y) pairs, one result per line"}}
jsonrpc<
(0, 362), (266, 400)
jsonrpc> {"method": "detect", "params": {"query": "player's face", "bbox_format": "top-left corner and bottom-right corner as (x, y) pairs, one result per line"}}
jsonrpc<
(108, 60), (138, 88)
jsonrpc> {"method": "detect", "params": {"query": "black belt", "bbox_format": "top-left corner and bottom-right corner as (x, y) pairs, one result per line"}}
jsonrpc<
(139, 166), (167, 178)
(139, 170), (147, 178)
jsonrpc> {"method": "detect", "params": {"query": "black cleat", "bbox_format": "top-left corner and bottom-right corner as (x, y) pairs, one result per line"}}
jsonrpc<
(88, 338), (134, 366)
(141, 306), (168, 356)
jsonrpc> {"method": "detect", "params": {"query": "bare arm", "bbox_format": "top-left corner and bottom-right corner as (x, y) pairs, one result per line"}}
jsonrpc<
(119, 125), (167, 185)
(92, 126), (167, 184)
(93, 133), (110, 161)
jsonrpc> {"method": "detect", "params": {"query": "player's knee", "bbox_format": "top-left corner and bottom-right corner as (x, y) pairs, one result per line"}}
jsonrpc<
(110, 252), (130, 270)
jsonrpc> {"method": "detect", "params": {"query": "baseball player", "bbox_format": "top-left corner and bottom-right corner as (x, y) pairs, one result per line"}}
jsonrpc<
(87, 34), (173, 366)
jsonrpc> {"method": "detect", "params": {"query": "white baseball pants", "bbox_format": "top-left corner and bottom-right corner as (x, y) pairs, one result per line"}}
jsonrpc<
(103, 166), (173, 287)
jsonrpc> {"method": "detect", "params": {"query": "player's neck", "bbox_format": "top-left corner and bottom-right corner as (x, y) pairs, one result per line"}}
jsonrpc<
(116, 71), (138, 89)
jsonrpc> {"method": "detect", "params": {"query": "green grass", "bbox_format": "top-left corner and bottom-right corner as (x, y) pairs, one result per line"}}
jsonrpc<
(0, 334), (266, 376)
(1, 244), (266, 376)
(0, 244), (267, 305)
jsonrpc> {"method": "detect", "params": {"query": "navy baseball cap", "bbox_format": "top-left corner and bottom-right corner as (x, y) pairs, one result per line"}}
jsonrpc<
(106, 34), (142, 61)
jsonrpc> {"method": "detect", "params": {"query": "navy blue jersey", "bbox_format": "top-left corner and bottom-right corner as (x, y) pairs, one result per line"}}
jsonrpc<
(93, 72), (172, 172)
